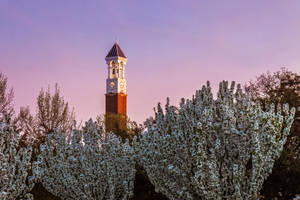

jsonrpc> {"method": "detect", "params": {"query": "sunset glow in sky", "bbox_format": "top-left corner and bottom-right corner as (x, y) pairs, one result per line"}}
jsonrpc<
(1, 0), (300, 123)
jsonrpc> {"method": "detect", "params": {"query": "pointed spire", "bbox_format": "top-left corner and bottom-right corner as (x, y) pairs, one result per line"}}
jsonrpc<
(106, 43), (127, 59)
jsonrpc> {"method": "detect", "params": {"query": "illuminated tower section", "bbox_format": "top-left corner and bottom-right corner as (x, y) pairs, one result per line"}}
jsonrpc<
(105, 43), (127, 130)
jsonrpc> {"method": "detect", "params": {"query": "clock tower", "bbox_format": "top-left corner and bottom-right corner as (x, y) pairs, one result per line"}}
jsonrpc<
(105, 43), (127, 131)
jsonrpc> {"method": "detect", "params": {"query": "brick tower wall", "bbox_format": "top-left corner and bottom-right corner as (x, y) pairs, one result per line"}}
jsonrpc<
(105, 93), (127, 116)
(105, 93), (127, 133)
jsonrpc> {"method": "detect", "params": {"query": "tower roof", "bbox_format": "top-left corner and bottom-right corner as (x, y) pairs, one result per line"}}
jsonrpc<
(106, 43), (127, 59)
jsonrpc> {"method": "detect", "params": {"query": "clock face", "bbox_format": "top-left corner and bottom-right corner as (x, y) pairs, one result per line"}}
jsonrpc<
(119, 81), (125, 93)
(120, 82), (124, 89)
(109, 81), (115, 88)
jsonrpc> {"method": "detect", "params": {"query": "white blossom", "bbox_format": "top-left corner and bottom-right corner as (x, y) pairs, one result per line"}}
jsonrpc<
(135, 81), (295, 200)
(0, 122), (34, 200)
(33, 119), (136, 200)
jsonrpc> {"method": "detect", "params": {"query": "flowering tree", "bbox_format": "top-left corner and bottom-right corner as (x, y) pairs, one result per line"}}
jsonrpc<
(33, 119), (136, 200)
(135, 81), (295, 200)
(0, 73), (14, 122)
(0, 122), (34, 200)
(246, 69), (300, 199)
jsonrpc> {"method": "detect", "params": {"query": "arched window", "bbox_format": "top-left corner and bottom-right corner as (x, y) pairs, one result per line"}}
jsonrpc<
(120, 62), (124, 79)
(111, 61), (115, 78)
(119, 67), (123, 79)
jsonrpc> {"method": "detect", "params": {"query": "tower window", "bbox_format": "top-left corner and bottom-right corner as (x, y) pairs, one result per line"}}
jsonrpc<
(111, 68), (115, 78)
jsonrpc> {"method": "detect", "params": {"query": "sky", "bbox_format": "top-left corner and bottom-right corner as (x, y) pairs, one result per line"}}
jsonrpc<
(1, 0), (300, 124)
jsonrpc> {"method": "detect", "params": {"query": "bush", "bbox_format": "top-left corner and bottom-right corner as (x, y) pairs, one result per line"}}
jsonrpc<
(135, 81), (295, 200)
(246, 68), (300, 199)
(33, 119), (136, 200)
(0, 122), (33, 200)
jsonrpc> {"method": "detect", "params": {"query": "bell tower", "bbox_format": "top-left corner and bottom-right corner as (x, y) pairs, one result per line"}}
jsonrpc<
(105, 43), (127, 131)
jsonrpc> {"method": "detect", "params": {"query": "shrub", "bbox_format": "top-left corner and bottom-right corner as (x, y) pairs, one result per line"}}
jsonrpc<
(135, 81), (295, 200)
(0, 122), (34, 199)
(33, 119), (136, 200)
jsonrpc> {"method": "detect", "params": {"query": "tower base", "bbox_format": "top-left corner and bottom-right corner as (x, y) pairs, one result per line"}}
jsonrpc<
(105, 93), (127, 133)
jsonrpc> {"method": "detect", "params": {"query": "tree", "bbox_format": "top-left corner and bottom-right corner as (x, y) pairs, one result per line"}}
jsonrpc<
(132, 163), (169, 200)
(12, 84), (75, 148)
(246, 68), (298, 107)
(97, 114), (166, 200)
(98, 113), (144, 142)
(13, 84), (76, 199)
(127, 119), (145, 139)
(104, 113), (128, 139)
(0, 122), (34, 200)
(32, 119), (136, 200)
(134, 81), (295, 200)
(246, 68), (300, 199)
(0, 72), (14, 122)
(13, 106), (38, 147)
(36, 83), (75, 141)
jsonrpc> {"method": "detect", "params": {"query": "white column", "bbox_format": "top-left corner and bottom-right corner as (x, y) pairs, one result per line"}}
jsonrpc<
(123, 66), (125, 79)
(116, 66), (119, 78)
(117, 63), (120, 78)
(119, 66), (123, 79)
(108, 65), (111, 79)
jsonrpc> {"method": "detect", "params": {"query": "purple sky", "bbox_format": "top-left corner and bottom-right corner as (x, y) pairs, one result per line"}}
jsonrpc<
(1, 0), (300, 123)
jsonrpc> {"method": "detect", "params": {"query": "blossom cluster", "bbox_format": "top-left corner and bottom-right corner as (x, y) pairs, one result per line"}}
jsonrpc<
(0, 123), (34, 200)
(32, 119), (136, 200)
(135, 81), (295, 200)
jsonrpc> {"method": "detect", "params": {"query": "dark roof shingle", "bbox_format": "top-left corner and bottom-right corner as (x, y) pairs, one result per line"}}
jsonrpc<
(106, 43), (127, 58)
